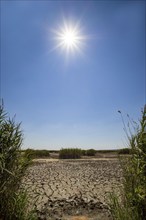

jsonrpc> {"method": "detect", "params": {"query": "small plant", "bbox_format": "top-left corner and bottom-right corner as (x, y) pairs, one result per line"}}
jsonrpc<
(0, 101), (37, 219)
(59, 148), (82, 159)
(109, 106), (146, 220)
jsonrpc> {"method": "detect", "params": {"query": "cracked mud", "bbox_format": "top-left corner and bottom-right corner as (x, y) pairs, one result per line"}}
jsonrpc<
(21, 159), (122, 220)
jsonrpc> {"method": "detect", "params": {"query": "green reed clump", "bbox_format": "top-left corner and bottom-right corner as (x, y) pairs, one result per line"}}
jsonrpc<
(118, 148), (131, 154)
(59, 148), (82, 159)
(109, 106), (146, 220)
(25, 148), (50, 159)
(81, 149), (86, 156)
(86, 149), (96, 156)
(0, 102), (37, 220)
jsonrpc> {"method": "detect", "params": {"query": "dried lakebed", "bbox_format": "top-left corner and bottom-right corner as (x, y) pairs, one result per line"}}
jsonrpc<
(21, 159), (123, 220)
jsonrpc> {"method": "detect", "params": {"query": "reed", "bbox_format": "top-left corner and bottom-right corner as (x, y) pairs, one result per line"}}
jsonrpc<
(109, 106), (146, 220)
(59, 148), (82, 159)
(0, 101), (37, 220)
(25, 148), (50, 158)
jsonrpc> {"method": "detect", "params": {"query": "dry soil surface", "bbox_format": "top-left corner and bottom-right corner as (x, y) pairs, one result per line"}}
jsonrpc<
(21, 159), (123, 220)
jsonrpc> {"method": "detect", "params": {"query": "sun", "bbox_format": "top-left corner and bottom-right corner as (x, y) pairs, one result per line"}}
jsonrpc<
(60, 29), (79, 48)
(51, 21), (85, 54)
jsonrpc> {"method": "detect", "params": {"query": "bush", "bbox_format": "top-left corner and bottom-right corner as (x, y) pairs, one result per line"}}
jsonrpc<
(0, 102), (37, 219)
(59, 148), (82, 159)
(109, 106), (146, 220)
(86, 149), (96, 156)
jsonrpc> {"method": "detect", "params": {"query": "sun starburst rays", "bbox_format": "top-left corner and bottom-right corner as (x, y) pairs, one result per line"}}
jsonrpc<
(51, 21), (85, 55)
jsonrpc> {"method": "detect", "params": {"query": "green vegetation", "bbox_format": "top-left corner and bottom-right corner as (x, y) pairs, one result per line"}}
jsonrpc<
(109, 106), (146, 220)
(96, 149), (118, 153)
(117, 148), (131, 154)
(0, 102), (37, 220)
(48, 150), (58, 153)
(25, 148), (50, 159)
(81, 149), (86, 156)
(59, 148), (82, 159)
(86, 149), (96, 156)
(59, 148), (97, 159)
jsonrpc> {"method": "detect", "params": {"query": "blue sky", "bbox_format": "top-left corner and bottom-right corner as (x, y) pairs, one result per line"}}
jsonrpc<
(1, 1), (145, 150)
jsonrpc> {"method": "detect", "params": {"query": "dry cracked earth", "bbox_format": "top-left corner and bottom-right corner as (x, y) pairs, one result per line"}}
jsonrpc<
(21, 159), (123, 220)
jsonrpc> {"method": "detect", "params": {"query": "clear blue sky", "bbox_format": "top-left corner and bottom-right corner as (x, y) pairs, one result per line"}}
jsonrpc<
(1, 1), (145, 150)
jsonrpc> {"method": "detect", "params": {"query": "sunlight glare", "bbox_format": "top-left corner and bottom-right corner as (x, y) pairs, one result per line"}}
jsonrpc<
(52, 21), (85, 55)
(61, 30), (78, 48)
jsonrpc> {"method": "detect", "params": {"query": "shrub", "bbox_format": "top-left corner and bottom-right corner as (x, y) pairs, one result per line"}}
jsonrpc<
(59, 148), (82, 159)
(109, 106), (146, 220)
(0, 102), (37, 219)
(86, 149), (96, 156)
